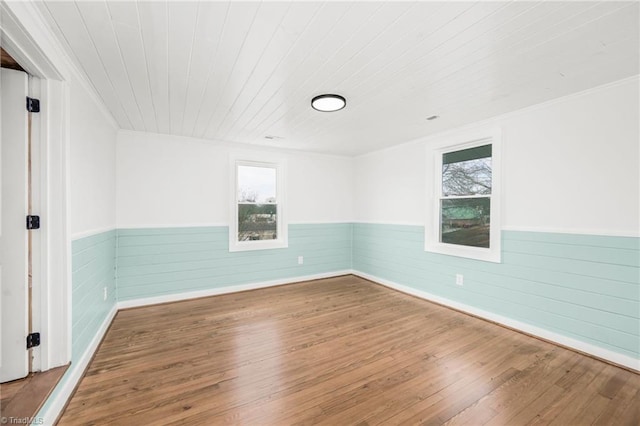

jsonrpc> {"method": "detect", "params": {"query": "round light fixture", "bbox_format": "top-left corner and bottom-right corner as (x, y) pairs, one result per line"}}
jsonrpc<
(311, 94), (346, 112)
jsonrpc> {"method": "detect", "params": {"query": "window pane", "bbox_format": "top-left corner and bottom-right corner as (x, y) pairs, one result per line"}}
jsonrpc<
(442, 145), (492, 196)
(238, 165), (277, 203)
(238, 204), (277, 241)
(443, 144), (491, 165)
(440, 198), (490, 248)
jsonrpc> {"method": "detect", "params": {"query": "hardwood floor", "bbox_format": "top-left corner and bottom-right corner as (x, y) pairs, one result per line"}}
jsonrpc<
(58, 275), (639, 425)
(1, 365), (67, 422)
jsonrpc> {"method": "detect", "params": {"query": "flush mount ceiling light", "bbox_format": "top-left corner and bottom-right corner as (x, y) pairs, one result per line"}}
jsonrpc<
(311, 94), (346, 112)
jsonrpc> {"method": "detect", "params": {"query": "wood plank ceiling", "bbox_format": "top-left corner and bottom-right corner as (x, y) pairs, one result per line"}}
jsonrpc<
(39, 1), (639, 156)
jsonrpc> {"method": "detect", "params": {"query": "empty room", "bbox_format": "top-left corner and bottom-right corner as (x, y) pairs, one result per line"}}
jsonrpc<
(0, 0), (638, 425)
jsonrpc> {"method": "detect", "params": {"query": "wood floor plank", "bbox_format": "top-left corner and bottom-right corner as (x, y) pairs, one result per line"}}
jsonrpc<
(0, 365), (67, 422)
(460, 349), (579, 425)
(593, 375), (640, 425)
(57, 275), (640, 425)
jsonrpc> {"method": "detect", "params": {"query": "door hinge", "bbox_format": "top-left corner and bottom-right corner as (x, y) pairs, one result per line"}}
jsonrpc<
(26, 96), (40, 113)
(26, 215), (40, 230)
(26, 332), (40, 349)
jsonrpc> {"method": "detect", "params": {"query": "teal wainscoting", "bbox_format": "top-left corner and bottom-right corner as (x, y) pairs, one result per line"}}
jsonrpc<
(71, 229), (117, 361)
(352, 223), (640, 360)
(116, 223), (352, 301)
(36, 229), (117, 421)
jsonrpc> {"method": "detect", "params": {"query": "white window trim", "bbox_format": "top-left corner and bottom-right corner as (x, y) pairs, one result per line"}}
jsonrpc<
(425, 127), (502, 263)
(229, 154), (288, 252)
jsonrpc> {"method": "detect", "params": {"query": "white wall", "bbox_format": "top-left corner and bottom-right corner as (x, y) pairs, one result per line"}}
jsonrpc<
(116, 131), (354, 228)
(117, 77), (638, 235)
(354, 77), (640, 236)
(354, 141), (426, 226)
(68, 75), (118, 237)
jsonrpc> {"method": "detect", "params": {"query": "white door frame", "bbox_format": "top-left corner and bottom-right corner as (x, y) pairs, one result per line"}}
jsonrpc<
(1, 1), (72, 371)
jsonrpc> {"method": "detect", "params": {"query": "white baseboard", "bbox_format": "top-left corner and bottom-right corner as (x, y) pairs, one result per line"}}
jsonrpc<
(351, 270), (640, 372)
(37, 268), (637, 425)
(117, 270), (352, 309)
(37, 304), (118, 425)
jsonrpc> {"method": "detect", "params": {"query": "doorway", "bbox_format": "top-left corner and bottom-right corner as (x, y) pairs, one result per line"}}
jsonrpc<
(1, 0), (72, 386)
(0, 11), (71, 418)
(0, 59), (31, 386)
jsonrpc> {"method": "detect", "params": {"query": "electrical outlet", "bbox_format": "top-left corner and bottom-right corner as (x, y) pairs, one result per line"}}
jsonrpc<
(103, 287), (108, 301)
(455, 274), (464, 286)
(298, 256), (304, 265)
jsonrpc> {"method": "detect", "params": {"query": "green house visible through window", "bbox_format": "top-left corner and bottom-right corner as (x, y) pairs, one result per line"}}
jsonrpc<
(425, 129), (501, 263)
(440, 144), (492, 248)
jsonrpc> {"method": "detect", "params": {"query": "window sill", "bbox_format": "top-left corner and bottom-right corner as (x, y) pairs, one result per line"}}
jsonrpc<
(229, 239), (288, 252)
(424, 242), (501, 263)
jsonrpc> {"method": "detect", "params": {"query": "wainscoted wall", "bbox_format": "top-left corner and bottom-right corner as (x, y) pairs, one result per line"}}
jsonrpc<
(36, 230), (117, 422)
(352, 223), (639, 360)
(67, 223), (640, 364)
(116, 223), (352, 301)
(35, 222), (639, 423)
(71, 230), (117, 360)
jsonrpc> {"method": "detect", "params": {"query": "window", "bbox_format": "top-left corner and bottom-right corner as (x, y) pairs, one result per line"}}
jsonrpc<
(426, 129), (501, 262)
(441, 144), (492, 248)
(229, 158), (287, 252)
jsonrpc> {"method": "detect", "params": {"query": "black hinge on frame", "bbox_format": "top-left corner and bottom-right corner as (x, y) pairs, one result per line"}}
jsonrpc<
(26, 215), (40, 230)
(26, 332), (40, 349)
(26, 96), (40, 113)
